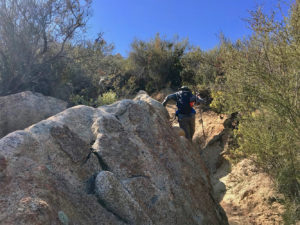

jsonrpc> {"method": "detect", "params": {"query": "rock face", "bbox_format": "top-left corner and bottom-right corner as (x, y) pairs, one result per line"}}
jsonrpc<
(0, 91), (228, 225)
(0, 91), (68, 138)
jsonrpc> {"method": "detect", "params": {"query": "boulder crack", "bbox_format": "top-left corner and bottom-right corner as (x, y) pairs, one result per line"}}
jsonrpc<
(97, 199), (130, 225)
(82, 140), (110, 171)
(92, 149), (110, 171)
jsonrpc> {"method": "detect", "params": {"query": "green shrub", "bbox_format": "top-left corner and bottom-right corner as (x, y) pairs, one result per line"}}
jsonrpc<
(96, 91), (117, 106)
(127, 34), (187, 93)
(282, 200), (300, 225)
(215, 2), (300, 221)
(69, 94), (95, 106)
(210, 91), (228, 113)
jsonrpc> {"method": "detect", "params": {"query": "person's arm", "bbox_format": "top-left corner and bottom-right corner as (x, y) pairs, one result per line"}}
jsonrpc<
(162, 93), (177, 106)
(191, 94), (205, 105)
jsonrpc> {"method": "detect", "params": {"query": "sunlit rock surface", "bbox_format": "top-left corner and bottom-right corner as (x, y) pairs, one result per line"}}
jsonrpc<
(0, 92), (228, 225)
(0, 91), (67, 138)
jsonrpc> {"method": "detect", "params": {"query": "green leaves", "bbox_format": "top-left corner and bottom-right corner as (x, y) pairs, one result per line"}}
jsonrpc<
(213, 2), (300, 222)
(96, 90), (117, 106)
(127, 34), (187, 93)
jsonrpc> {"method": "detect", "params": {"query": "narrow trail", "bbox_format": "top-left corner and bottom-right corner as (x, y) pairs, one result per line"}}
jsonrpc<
(165, 104), (285, 225)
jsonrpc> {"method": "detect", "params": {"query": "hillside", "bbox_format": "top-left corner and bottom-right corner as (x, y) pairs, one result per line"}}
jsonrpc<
(0, 0), (299, 224)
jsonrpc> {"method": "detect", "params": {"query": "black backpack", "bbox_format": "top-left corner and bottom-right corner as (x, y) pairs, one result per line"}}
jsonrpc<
(176, 90), (193, 114)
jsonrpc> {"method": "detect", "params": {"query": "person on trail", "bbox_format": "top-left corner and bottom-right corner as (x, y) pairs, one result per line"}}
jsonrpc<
(162, 86), (205, 140)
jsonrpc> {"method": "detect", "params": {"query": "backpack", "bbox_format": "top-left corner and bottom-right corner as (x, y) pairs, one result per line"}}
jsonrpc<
(176, 90), (193, 114)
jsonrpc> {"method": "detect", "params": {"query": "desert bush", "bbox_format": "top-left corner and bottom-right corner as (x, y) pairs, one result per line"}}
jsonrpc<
(213, 2), (300, 222)
(0, 0), (92, 96)
(127, 34), (187, 94)
(69, 94), (95, 106)
(180, 47), (221, 87)
(96, 90), (117, 106)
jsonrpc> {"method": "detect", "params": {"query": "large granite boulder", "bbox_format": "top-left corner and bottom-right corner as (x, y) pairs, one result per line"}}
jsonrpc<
(0, 91), (228, 225)
(0, 91), (68, 138)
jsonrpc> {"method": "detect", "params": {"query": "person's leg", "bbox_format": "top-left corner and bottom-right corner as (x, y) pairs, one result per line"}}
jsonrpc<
(190, 114), (196, 140)
(184, 116), (194, 140)
(178, 116), (191, 139)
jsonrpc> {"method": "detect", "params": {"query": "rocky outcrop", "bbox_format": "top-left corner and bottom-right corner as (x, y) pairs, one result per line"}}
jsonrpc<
(0, 91), (68, 138)
(0, 91), (228, 225)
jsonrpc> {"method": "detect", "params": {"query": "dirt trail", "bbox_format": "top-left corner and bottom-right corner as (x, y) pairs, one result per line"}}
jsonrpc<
(165, 104), (285, 225)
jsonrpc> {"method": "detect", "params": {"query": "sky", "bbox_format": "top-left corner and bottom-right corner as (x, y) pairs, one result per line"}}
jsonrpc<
(87, 0), (290, 56)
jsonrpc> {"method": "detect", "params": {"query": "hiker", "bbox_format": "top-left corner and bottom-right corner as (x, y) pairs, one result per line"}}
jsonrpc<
(162, 86), (205, 140)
